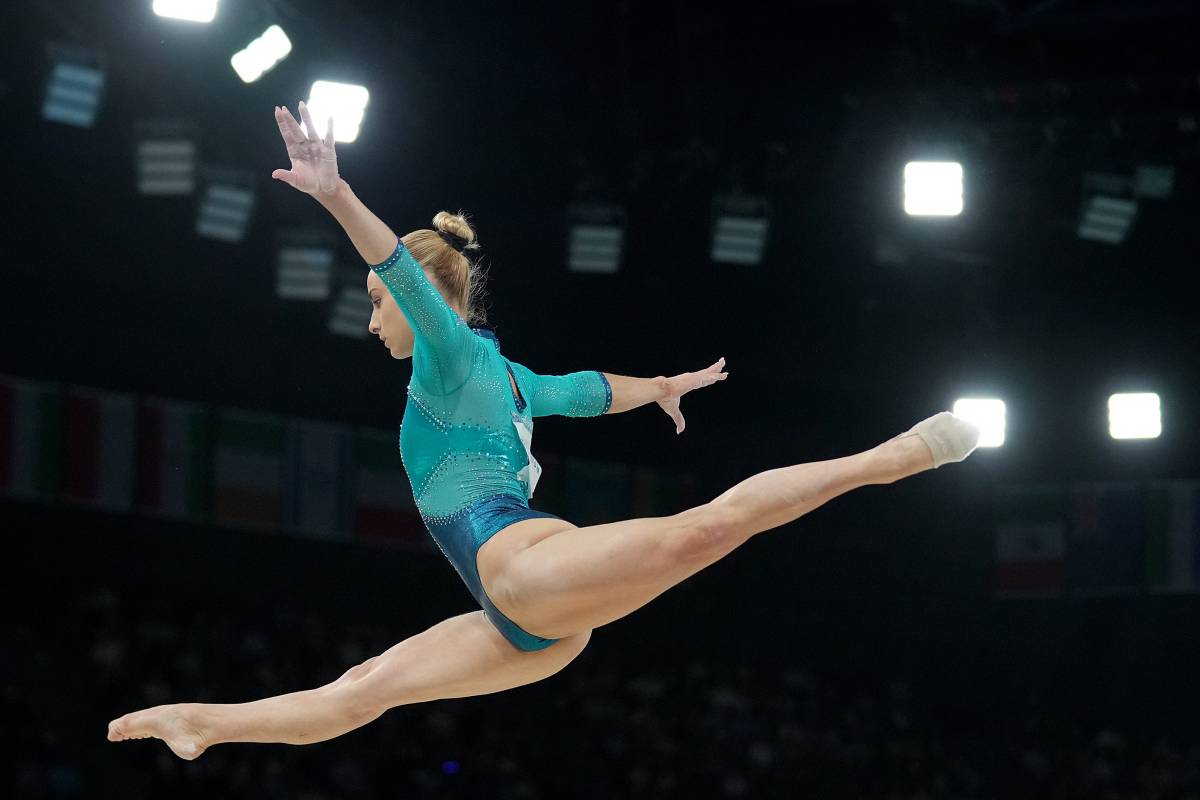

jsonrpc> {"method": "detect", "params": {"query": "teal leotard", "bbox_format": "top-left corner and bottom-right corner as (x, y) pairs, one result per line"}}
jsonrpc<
(371, 239), (612, 650)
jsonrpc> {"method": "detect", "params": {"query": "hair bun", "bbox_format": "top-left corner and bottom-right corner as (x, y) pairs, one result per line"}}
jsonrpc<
(432, 210), (479, 254)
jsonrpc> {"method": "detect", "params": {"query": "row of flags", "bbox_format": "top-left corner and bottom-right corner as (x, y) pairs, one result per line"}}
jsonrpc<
(0, 374), (699, 548)
(995, 481), (1200, 597)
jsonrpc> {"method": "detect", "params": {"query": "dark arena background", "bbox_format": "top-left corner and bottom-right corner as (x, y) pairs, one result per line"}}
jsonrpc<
(4, 0), (1200, 797)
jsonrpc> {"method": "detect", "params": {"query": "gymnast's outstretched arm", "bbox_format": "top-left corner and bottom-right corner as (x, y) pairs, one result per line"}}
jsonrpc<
(506, 357), (728, 432)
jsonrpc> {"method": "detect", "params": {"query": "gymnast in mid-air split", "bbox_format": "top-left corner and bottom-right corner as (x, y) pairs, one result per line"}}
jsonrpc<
(108, 101), (980, 760)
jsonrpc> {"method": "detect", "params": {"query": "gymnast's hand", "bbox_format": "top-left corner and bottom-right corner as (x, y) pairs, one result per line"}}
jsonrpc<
(272, 102), (339, 195)
(656, 357), (727, 435)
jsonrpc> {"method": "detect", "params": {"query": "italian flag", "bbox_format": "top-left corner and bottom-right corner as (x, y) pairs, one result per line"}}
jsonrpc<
(353, 426), (425, 547)
(1144, 479), (1199, 593)
(135, 397), (212, 521)
(60, 387), (136, 511)
(212, 408), (286, 530)
(995, 484), (1067, 596)
(0, 375), (62, 501)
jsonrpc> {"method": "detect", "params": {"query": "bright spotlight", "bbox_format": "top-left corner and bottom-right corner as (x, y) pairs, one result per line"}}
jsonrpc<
(904, 162), (963, 217)
(231, 25), (292, 83)
(302, 81), (370, 143)
(952, 398), (1005, 447)
(152, 0), (218, 23)
(1108, 393), (1161, 439)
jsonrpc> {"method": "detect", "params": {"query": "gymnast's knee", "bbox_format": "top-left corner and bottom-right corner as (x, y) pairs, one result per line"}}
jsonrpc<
(669, 502), (744, 563)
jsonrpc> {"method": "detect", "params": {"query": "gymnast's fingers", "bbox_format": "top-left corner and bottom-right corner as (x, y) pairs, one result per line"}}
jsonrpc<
(298, 100), (320, 141)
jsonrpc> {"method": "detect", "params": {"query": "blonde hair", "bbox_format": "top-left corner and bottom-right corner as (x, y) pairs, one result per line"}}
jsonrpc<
(400, 210), (489, 327)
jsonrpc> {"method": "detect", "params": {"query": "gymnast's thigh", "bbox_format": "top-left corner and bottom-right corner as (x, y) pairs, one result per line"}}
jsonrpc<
(476, 516), (578, 595)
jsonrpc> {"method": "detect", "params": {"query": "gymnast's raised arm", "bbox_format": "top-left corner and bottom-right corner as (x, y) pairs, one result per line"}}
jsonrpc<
(271, 102), (467, 366)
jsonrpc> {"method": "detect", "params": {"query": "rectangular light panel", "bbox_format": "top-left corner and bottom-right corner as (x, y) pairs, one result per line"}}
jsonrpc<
(152, 0), (219, 23)
(231, 25), (292, 83)
(302, 81), (370, 143)
(952, 397), (1005, 447)
(904, 161), (963, 216)
(43, 62), (105, 128)
(1108, 393), (1161, 439)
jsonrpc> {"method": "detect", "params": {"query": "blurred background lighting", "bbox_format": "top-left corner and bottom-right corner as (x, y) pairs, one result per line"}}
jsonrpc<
(1108, 393), (1161, 439)
(711, 194), (770, 265)
(1078, 196), (1137, 244)
(196, 180), (255, 243)
(952, 398), (1006, 447)
(302, 81), (370, 143)
(135, 122), (196, 195)
(276, 230), (335, 300)
(904, 161), (963, 216)
(231, 25), (292, 83)
(329, 284), (372, 338)
(566, 203), (625, 274)
(152, 0), (219, 23)
(42, 62), (105, 128)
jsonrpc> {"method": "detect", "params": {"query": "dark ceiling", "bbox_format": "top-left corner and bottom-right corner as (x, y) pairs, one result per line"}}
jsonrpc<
(3, 0), (1197, 485)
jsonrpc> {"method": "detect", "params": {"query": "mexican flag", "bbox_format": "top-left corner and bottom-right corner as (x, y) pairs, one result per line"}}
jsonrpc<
(0, 376), (62, 501)
(134, 397), (212, 521)
(995, 483), (1066, 597)
(353, 426), (424, 547)
(60, 387), (137, 511)
(212, 408), (286, 530)
(1144, 479), (1199, 593)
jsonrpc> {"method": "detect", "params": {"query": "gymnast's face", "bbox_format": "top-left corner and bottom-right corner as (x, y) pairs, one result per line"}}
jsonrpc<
(367, 270), (414, 360)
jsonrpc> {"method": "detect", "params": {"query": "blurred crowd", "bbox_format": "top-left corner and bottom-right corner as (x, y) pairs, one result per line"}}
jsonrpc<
(7, 586), (1200, 799)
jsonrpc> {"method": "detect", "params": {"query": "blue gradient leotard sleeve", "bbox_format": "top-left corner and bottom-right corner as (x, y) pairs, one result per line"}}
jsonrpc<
(505, 359), (613, 417)
(370, 239), (474, 394)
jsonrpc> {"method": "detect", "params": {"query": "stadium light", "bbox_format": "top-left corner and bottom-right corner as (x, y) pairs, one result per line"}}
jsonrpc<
(135, 121), (195, 195)
(566, 203), (625, 274)
(1108, 393), (1161, 440)
(152, 0), (218, 23)
(43, 50), (105, 128)
(301, 81), (370, 143)
(904, 162), (963, 217)
(711, 194), (770, 265)
(952, 398), (1005, 447)
(231, 25), (292, 83)
(196, 169), (255, 243)
(1133, 164), (1174, 199)
(1078, 196), (1137, 244)
(329, 283), (371, 338)
(276, 229), (335, 300)
(1078, 171), (1136, 244)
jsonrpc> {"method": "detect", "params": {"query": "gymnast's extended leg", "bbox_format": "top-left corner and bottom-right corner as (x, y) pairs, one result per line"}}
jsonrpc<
(107, 611), (590, 760)
(480, 413), (978, 638)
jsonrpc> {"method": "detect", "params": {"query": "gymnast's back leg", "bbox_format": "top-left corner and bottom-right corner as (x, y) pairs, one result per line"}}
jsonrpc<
(480, 412), (979, 639)
(107, 611), (590, 759)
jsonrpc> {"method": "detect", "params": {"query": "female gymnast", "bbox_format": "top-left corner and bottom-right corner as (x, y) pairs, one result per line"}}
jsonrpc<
(107, 101), (980, 760)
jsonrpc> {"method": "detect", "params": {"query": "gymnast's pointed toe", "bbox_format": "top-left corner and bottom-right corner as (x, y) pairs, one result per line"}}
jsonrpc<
(901, 411), (981, 469)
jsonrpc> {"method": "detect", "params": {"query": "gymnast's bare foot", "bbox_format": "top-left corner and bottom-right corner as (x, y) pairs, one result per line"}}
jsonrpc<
(107, 703), (209, 760)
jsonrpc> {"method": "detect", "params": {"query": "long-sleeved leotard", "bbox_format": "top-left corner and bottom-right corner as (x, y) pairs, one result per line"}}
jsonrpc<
(371, 239), (612, 650)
